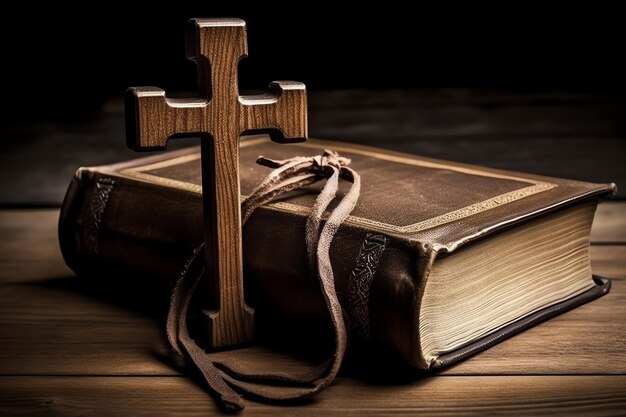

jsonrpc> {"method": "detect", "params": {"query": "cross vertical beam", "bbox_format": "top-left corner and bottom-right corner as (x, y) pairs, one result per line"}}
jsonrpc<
(125, 18), (307, 347)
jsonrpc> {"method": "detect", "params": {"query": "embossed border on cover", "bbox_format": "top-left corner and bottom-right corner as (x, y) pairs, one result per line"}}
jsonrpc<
(119, 137), (557, 234)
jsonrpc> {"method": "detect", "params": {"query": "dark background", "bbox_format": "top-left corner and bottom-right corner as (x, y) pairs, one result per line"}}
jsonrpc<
(3, 5), (624, 121)
(1, 5), (625, 204)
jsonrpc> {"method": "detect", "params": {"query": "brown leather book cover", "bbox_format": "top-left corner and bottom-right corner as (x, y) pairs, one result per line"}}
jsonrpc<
(59, 135), (615, 368)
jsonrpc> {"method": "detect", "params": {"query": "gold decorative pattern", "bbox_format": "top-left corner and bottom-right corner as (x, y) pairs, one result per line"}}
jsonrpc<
(348, 233), (389, 339)
(120, 152), (204, 194)
(119, 137), (557, 234)
(84, 177), (115, 256)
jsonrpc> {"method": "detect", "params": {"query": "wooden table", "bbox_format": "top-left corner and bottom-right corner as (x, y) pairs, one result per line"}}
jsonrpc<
(1, 89), (625, 414)
(0, 202), (624, 416)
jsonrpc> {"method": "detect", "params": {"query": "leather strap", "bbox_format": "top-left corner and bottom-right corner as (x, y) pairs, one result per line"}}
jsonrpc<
(166, 150), (361, 411)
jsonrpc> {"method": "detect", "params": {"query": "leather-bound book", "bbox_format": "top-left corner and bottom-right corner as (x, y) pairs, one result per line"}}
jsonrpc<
(59, 135), (615, 369)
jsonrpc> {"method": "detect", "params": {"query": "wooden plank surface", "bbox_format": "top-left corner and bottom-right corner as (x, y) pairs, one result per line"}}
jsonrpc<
(0, 210), (71, 283)
(592, 202), (626, 243)
(0, 204), (624, 414)
(1, 376), (625, 416)
(0, 258), (623, 376)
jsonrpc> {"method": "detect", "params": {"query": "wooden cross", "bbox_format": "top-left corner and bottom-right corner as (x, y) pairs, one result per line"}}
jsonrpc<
(125, 18), (307, 348)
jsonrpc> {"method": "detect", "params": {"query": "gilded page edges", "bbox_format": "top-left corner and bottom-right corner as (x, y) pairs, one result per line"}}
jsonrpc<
(118, 137), (557, 235)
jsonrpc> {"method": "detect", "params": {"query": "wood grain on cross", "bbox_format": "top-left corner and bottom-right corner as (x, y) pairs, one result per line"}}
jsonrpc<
(124, 18), (307, 347)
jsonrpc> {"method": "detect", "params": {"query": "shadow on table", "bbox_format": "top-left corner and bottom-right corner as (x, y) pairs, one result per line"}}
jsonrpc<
(37, 272), (440, 386)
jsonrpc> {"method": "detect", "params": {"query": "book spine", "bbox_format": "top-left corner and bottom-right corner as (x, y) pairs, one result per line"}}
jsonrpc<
(58, 168), (426, 367)
(59, 168), (204, 281)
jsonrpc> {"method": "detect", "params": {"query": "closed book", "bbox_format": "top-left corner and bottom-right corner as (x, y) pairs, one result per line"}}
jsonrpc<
(59, 135), (615, 369)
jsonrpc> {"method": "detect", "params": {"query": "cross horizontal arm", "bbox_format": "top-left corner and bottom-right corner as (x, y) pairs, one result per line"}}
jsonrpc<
(125, 87), (208, 151)
(240, 81), (307, 142)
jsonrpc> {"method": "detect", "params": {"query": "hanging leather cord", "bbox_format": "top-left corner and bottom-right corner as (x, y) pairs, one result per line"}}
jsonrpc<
(166, 150), (361, 411)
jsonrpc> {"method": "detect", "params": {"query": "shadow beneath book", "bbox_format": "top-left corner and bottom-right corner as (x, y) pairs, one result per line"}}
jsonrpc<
(37, 270), (436, 386)
(344, 345), (439, 385)
(38, 272), (172, 319)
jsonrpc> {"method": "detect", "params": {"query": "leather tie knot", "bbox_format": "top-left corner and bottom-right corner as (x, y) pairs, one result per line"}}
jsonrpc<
(255, 149), (351, 174)
(311, 150), (352, 175)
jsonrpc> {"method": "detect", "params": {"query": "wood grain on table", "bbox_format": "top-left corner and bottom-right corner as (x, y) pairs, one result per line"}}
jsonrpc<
(0, 203), (624, 415)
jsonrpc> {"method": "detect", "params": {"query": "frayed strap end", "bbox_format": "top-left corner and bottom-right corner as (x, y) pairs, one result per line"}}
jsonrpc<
(218, 393), (245, 413)
(255, 155), (281, 168)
